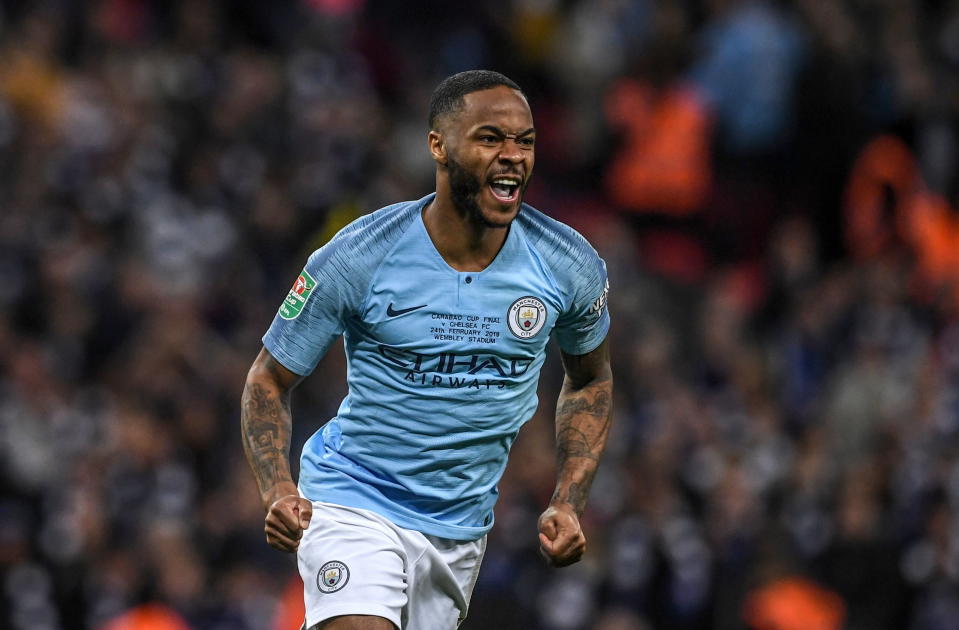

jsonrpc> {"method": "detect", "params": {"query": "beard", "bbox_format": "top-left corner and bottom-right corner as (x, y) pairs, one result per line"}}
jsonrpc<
(447, 155), (519, 229)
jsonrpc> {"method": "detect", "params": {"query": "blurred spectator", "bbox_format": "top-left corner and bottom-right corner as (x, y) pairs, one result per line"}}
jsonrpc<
(689, 0), (806, 156)
(604, 0), (712, 283)
(99, 604), (192, 630)
(844, 133), (959, 311)
(743, 575), (845, 630)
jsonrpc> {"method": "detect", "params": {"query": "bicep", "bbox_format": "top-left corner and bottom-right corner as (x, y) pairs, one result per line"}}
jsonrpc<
(560, 336), (611, 390)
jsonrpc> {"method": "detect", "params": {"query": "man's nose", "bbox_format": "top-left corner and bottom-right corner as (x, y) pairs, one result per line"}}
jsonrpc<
(498, 139), (524, 163)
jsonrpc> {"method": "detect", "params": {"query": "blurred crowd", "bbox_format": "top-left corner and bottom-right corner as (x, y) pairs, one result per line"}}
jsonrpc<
(1, 0), (958, 629)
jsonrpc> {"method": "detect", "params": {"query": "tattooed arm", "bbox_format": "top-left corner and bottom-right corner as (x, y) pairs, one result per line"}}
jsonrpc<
(538, 337), (613, 567)
(241, 347), (311, 552)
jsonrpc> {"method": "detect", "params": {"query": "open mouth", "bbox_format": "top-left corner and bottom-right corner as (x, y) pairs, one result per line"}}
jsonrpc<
(488, 176), (522, 204)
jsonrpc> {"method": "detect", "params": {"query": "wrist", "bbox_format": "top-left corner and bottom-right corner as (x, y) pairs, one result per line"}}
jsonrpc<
(261, 481), (298, 509)
(549, 475), (592, 516)
(546, 499), (580, 516)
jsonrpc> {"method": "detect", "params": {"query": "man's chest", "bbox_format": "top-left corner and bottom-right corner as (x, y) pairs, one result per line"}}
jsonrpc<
(354, 256), (563, 363)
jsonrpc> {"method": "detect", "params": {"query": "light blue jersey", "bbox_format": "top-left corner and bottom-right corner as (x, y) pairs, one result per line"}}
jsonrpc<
(263, 194), (610, 541)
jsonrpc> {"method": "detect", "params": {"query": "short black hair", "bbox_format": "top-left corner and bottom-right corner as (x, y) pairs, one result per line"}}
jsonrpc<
(428, 70), (524, 130)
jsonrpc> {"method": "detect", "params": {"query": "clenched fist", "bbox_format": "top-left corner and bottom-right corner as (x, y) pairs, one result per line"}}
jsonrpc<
(537, 504), (586, 567)
(264, 493), (313, 553)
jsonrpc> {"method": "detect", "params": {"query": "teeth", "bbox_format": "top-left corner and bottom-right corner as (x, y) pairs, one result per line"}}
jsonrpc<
(492, 178), (519, 186)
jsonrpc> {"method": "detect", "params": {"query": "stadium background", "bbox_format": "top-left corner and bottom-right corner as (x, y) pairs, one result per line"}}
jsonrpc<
(1, 0), (958, 629)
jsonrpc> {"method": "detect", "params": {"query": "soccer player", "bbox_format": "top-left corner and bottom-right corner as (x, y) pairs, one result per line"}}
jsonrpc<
(241, 70), (612, 630)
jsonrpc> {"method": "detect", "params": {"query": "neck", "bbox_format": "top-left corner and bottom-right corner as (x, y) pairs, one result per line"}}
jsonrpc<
(423, 187), (510, 272)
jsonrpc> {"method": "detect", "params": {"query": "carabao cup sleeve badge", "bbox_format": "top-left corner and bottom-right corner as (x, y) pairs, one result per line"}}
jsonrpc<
(280, 269), (316, 320)
(317, 560), (350, 593)
(507, 296), (547, 339)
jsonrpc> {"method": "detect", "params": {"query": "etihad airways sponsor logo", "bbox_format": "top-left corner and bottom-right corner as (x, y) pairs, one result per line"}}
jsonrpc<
(376, 344), (533, 377)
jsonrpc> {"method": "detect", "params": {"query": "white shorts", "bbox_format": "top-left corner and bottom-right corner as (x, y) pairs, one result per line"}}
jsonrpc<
(297, 501), (487, 630)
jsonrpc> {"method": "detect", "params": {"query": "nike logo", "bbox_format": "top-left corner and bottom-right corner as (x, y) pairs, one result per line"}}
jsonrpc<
(387, 302), (428, 317)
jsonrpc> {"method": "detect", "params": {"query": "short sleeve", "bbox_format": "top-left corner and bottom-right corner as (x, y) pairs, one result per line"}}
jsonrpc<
(262, 246), (354, 375)
(553, 254), (610, 355)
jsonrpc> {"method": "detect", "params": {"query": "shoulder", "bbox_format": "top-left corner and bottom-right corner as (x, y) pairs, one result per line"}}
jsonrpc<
(515, 203), (603, 276)
(307, 197), (425, 270)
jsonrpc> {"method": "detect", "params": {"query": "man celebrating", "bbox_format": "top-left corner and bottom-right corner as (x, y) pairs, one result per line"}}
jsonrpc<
(241, 70), (612, 630)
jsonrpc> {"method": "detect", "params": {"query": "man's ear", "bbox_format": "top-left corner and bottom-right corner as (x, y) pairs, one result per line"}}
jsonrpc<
(428, 130), (447, 166)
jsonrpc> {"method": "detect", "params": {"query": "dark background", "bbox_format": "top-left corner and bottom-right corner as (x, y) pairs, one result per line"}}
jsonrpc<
(1, 1), (958, 629)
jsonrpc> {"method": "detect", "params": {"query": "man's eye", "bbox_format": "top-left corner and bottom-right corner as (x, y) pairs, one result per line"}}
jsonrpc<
(519, 137), (535, 146)
(479, 135), (498, 143)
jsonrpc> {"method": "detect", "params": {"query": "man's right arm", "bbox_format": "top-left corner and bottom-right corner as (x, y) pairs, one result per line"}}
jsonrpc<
(241, 347), (312, 552)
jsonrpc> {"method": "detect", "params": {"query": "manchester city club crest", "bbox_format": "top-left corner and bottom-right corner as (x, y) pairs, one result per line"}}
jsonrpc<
(507, 296), (547, 339)
(317, 560), (350, 594)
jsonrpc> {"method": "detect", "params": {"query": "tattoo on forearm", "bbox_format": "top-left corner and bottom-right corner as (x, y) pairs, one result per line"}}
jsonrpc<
(557, 427), (598, 469)
(556, 389), (611, 420)
(556, 389), (611, 463)
(241, 381), (293, 499)
(552, 383), (612, 514)
(563, 481), (590, 512)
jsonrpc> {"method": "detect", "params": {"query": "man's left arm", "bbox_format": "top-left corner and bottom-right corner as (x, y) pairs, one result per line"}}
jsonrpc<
(538, 337), (613, 567)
